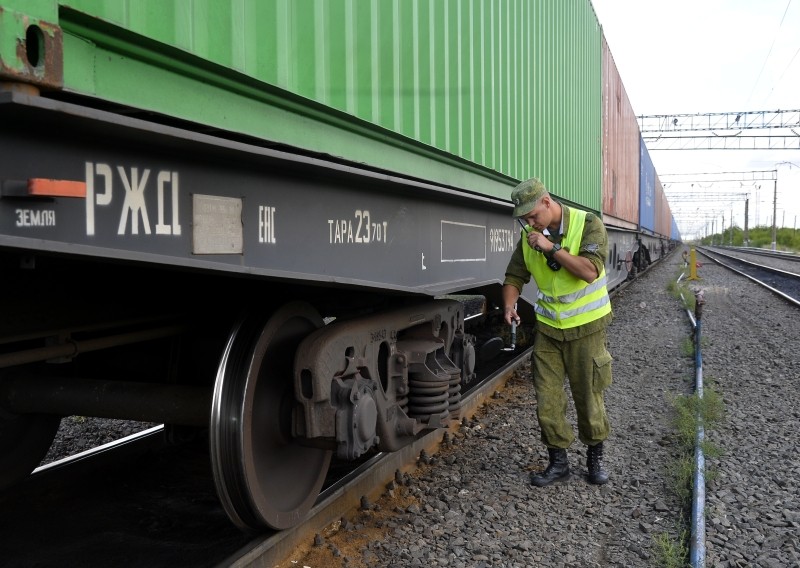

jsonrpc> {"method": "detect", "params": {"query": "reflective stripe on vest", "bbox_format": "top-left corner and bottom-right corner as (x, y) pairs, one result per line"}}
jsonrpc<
(537, 274), (609, 304)
(534, 294), (611, 321)
(521, 207), (611, 329)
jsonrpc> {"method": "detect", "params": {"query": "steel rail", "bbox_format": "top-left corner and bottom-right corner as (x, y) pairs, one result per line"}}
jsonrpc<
(219, 347), (533, 568)
(698, 248), (800, 307)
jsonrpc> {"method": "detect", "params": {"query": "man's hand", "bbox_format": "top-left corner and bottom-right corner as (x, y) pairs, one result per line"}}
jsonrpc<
(504, 306), (521, 326)
(527, 231), (552, 254)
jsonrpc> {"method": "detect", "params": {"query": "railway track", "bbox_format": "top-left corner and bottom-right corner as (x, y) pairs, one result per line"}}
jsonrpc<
(0, 271), (652, 568)
(230, 349), (530, 568)
(697, 246), (800, 305)
(0, 3), (680, 566)
(0, 332), (531, 568)
(276, 251), (800, 567)
(711, 245), (800, 266)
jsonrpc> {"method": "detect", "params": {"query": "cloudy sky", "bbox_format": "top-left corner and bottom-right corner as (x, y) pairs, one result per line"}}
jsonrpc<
(591, 0), (800, 240)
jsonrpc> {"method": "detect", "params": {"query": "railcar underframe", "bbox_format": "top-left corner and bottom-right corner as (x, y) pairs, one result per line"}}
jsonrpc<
(0, 92), (536, 530)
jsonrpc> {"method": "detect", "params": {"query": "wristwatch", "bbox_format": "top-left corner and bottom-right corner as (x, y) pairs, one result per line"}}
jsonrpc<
(547, 243), (562, 258)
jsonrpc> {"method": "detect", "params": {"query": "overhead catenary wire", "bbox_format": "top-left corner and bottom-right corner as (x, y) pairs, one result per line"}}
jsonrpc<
(747, 0), (794, 105)
(766, 42), (800, 103)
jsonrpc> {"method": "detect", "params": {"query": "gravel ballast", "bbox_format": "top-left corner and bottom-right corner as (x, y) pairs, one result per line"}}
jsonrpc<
(287, 250), (800, 568)
(39, 249), (800, 568)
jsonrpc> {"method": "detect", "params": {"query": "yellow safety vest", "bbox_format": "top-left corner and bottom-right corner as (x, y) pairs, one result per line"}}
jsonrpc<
(521, 208), (611, 329)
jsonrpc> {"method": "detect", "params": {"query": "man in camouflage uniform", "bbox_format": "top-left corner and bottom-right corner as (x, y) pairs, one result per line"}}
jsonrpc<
(502, 177), (613, 486)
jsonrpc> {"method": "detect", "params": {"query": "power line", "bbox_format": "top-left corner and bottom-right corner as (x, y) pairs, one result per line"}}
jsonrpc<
(747, 0), (794, 105)
(767, 42), (800, 103)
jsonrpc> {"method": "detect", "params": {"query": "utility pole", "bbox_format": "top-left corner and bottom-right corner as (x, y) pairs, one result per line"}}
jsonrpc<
(744, 198), (749, 245)
(771, 179), (777, 250)
(730, 208), (734, 245)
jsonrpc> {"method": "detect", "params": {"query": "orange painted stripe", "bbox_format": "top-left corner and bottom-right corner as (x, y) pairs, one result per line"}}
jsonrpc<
(28, 178), (87, 198)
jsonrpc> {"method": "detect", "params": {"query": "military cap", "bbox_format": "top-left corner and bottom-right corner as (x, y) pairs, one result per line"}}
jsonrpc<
(510, 177), (548, 217)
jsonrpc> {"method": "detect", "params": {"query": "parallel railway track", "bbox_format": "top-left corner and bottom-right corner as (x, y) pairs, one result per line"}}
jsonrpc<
(697, 246), (800, 305)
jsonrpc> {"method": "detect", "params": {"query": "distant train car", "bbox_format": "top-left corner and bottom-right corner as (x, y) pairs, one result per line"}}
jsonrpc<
(600, 31), (677, 287)
(0, 0), (676, 531)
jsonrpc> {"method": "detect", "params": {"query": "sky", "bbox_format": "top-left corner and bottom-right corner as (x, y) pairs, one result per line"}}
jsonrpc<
(590, 0), (800, 241)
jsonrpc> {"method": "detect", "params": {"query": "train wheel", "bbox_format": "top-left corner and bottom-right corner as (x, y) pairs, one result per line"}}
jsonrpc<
(0, 411), (61, 489)
(624, 250), (633, 273)
(210, 302), (332, 530)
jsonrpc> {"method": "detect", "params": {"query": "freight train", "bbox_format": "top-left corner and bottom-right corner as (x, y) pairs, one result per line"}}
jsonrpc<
(0, 0), (678, 531)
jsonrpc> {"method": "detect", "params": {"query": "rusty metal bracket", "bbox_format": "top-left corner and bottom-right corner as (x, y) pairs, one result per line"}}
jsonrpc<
(0, 8), (63, 90)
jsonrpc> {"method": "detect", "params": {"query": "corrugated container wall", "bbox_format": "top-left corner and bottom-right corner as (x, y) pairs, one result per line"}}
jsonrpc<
(654, 177), (671, 238)
(653, 180), (663, 237)
(671, 218), (681, 241)
(3, 0), (602, 209)
(600, 32), (639, 229)
(638, 137), (656, 232)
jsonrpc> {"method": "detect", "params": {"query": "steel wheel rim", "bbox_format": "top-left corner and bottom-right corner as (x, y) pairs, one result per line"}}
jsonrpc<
(210, 302), (332, 530)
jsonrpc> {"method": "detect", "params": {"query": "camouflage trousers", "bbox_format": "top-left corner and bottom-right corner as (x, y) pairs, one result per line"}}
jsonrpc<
(531, 327), (612, 448)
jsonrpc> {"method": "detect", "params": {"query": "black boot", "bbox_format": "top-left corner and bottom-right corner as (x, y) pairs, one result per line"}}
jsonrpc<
(531, 448), (570, 487)
(586, 442), (609, 485)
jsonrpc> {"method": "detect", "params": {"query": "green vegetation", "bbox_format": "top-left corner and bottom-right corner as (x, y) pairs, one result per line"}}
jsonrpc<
(653, 529), (689, 568)
(680, 337), (694, 358)
(668, 387), (725, 500)
(698, 225), (800, 252)
(667, 269), (696, 312)
(653, 385), (724, 568)
(652, 272), (727, 568)
(679, 336), (709, 358)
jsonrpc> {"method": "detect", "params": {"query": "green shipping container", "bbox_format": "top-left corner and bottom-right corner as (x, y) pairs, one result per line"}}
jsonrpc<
(0, 0), (601, 210)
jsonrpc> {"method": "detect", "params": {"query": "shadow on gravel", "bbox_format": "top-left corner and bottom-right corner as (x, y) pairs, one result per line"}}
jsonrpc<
(0, 437), (253, 568)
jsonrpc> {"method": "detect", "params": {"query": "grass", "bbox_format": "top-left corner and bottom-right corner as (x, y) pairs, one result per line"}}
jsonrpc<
(652, 269), (726, 568)
(671, 388), (724, 449)
(679, 336), (709, 359)
(654, 384), (725, 567)
(667, 270), (697, 312)
(653, 530), (689, 568)
(661, 385), (724, 508)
